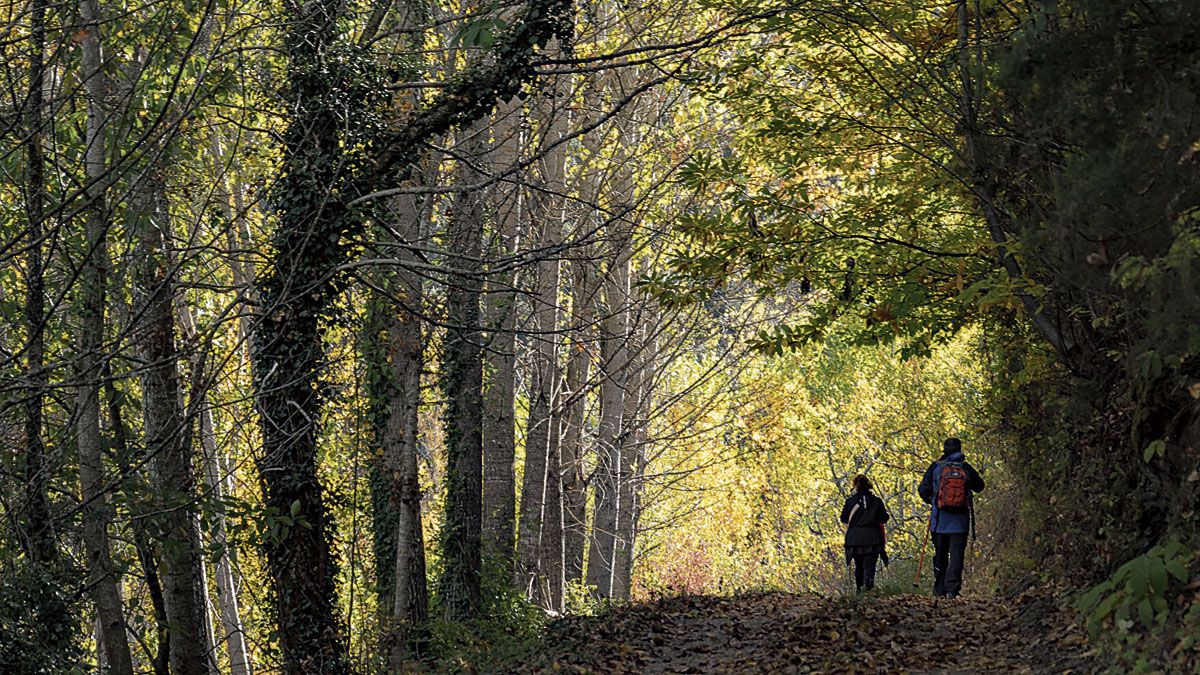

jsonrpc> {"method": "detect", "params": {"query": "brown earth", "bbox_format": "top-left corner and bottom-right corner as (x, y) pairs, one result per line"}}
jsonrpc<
(512, 590), (1098, 674)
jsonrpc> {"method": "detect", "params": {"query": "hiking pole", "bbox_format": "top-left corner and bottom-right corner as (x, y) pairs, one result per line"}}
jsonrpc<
(913, 525), (930, 589)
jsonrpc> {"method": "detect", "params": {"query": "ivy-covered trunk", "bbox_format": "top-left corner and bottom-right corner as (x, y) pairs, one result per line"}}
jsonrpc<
(251, 0), (351, 669)
(439, 120), (489, 620)
(363, 186), (429, 663)
(250, 0), (571, 657)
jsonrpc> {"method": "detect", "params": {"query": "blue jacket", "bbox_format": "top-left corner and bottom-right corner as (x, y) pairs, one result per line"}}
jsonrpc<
(918, 451), (984, 534)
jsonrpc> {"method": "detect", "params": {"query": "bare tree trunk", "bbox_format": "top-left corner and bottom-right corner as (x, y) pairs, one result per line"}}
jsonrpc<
(516, 44), (571, 609)
(131, 165), (209, 675)
(613, 305), (652, 600)
(440, 119), (488, 620)
(482, 99), (522, 570)
(177, 308), (250, 674)
(560, 253), (596, 587)
(561, 124), (606, 588)
(76, 0), (133, 668)
(586, 223), (632, 599)
(386, 257), (429, 662)
(515, 218), (564, 607)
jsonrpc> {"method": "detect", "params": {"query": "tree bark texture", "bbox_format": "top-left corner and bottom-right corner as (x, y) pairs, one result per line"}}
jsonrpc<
(131, 166), (210, 675)
(561, 252), (598, 586)
(363, 186), (429, 665)
(439, 120), (489, 620)
(516, 47), (571, 609)
(251, 0), (351, 667)
(613, 306), (651, 600)
(482, 98), (523, 570)
(199, 136), (254, 675)
(586, 224), (632, 599)
(76, 0), (134, 668)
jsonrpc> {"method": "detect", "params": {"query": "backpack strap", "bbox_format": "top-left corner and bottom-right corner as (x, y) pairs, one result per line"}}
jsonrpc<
(847, 502), (861, 528)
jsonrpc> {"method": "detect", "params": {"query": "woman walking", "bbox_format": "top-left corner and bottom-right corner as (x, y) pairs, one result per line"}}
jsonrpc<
(840, 474), (890, 592)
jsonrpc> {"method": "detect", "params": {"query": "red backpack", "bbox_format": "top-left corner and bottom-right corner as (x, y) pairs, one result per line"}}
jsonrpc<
(936, 461), (969, 513)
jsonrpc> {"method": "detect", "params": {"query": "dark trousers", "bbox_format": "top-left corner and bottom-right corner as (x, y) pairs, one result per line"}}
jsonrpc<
(932, 532), (968, 597)
(853, 553), (879, 591)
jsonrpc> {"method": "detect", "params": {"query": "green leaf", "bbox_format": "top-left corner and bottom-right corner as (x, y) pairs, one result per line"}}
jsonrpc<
(1165, 559), (1188, 582)
(1142, 439), (1165, 463)
(290, 499), (301, 517)
(1137, 597), (1154, 628)
(1127, 560), (1147, 597)
(1093, 592), (1121, 621)
(1148, 561), (1168, 594)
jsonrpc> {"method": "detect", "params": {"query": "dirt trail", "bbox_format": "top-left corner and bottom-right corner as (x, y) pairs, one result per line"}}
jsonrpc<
(520, 591), (1097, 673)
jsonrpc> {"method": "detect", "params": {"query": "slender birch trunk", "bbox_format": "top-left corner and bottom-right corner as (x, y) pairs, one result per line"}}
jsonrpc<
(561, 126), (606, 588)
(199, 133), (254, 675)
(613, 304), (652, 600)
(176, 300), (251, 675)
(516, 40), (571, 610)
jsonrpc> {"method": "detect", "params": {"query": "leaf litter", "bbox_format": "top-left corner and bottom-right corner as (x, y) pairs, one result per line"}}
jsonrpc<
(513, 589), (1098, 673)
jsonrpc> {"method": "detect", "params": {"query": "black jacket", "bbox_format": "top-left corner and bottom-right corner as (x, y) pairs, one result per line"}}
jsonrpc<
(840, 490), (890, 548)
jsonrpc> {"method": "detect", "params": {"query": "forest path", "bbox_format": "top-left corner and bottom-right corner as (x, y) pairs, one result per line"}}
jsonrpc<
(522, 590), (1097, 673)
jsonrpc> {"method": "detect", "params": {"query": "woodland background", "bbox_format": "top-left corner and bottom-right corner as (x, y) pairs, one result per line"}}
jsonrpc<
(1, 0), (1198, 671)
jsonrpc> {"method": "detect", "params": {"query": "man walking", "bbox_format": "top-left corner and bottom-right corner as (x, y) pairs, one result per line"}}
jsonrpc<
(918, 438), (984, 599)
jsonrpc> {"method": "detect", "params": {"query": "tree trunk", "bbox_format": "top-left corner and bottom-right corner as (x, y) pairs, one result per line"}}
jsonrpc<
(439, 119), (488, 620)
(76, 0), (134, 668)
(613, 305), (652, 600)
(586, 224), (632, 599)
(249, 0), (358, 667)
(954, 0), (1070, 364)
(363, 182), (429, 666)
(21, 0), (54, 567)
(482, 98), (522, 571)
(516, 48), (571, 609)
(131, 165), (209, 675)
(560, 252), (597, 586)
(561, 124), (606, 588)
(386, 255), (429, 663)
